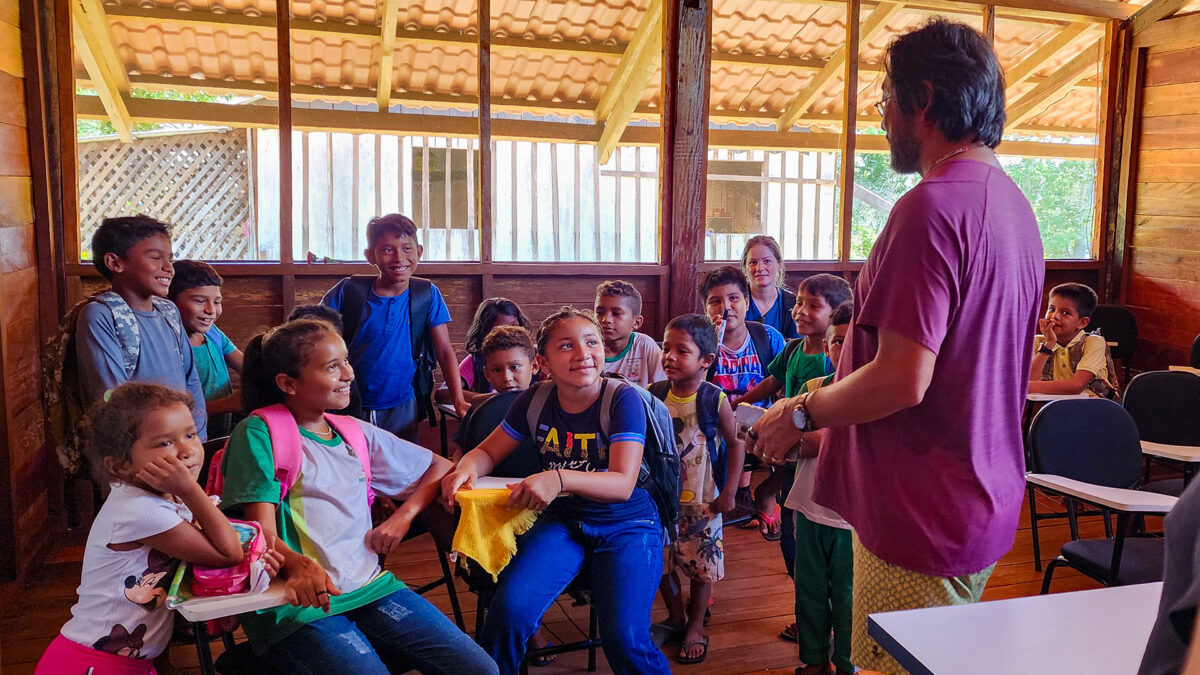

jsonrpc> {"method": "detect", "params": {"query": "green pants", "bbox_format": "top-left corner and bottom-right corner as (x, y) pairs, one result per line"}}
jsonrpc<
(794, 513), (854, 673)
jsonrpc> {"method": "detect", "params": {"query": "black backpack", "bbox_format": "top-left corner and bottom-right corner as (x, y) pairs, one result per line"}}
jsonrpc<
(524, 374), (682, 543)
(337, 275), (437, 425)
(648, 380), (729, 488)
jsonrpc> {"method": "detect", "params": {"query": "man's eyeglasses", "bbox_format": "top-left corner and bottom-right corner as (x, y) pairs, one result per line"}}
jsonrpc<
(875, 94), (892, 117)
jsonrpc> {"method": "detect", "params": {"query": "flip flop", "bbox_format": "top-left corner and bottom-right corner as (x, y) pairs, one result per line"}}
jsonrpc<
(526, 639), (557, 667)
(758, 504), (782, 541)
(779, 622), (798, 642)
(678, 636), (709, 665)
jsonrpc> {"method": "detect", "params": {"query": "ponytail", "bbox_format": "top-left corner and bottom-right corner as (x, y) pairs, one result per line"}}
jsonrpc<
(240, 319), (340, 414)
(240, 333), (284, 413)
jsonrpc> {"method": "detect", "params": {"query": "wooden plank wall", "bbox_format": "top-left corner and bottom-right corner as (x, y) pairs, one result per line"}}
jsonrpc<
(0, 0), (53, 580)
(1124, 39), (1200, 369)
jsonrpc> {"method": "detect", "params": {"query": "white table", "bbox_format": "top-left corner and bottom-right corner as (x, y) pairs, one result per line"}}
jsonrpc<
(1143, 440), (1200, 486)
(1026, 392), (1092, 402)
(1026, 473), (1178, 512)
(868, 582), (1162, 675)
(171, 582), (288, 674)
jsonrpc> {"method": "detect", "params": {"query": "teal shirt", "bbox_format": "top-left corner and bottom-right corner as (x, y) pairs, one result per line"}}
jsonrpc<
(192, 324), (235, 401)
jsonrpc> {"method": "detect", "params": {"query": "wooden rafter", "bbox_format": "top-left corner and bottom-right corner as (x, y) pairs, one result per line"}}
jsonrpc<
(1005, 23), (1096, 96)
(71, 0), (132, 141)
(1129, 0), (1193, 35)
(375, 0), (400, 111)
(776, 1), (904, 132)
(777, 0), (1134, 22)
(1005, 41), (1099, 132)
(595, 0), (663, 164)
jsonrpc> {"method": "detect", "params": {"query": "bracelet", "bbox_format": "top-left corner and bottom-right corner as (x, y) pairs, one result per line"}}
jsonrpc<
(798, 390), (819, 430)
(555, 468), (564, 494)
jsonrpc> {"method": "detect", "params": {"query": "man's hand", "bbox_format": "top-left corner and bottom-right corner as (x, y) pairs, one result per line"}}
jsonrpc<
(751, 399), (805, 465)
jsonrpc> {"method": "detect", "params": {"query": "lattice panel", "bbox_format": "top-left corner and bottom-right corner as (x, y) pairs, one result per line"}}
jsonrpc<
(78, 129), (256, 261)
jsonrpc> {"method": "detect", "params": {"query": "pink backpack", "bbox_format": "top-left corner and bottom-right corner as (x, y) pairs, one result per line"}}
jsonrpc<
(190, 519), (270, 597)
(206, 403), (374, 507)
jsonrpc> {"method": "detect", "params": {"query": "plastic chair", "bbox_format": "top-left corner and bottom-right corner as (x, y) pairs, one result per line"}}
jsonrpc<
(1089, 304), (1137, 385)
(1125, 371), (1200, 495)
(1026, 398), (1175, 592)
(456, 390), (600, 671)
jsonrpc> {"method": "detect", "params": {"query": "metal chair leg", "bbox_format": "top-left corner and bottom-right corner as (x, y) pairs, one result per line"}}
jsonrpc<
(1028, 486), (1043, 571)
(587, 603), (598, 672)
(1041, 557), (1065, 595)
(438, 550), (465, 630)
(1066, 499), (1080, 540)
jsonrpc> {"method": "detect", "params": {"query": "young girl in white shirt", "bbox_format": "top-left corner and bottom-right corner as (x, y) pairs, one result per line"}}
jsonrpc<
(36, 383), (246, 674)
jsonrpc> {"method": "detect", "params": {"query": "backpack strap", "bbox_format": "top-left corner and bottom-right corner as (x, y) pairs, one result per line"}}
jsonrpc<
(408, 277), (433, 359)
(695, 382), (725, 485)
(525, 380), (556, 445)
(338, 275), (376, 345)
(326, 414), (375, 506)
(647, 380), (672, 401)
(597, 378), (618, 440)
(93, 292), (141, 377)
(253, 404), (305, 505)
(746, 321), (777, 367)
(779, 288), (796, 321)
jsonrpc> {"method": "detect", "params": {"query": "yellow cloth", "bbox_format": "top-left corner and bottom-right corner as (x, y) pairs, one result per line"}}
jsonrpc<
(451, 489), (539, 580)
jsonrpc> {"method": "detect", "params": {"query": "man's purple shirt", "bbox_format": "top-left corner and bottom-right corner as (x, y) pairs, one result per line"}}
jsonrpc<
(814, 159), (1045, 577)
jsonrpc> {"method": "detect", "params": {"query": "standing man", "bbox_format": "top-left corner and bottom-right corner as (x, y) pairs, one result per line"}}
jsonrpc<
(750, 19), (1044, 674)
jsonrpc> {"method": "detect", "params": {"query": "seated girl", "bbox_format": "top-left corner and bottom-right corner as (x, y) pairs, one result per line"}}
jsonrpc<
(442, 306), (670, 674)
(219, 318), (497, 674)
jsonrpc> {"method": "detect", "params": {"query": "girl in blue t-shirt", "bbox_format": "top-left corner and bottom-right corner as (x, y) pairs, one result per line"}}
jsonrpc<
(442, 306), (670, 674)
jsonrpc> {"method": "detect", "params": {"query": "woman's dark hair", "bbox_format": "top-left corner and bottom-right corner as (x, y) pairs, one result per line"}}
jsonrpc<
(91, 215), (171, 279)
(88, 382), (195, 482)
(535, 306), (601, 356)
(698, 265), (750, 302)
(885, 18), (1006, 148)
(241, 319), (341, 412)
(465, 298), (532, 355)
(167, 260), (224, 301)
(666, 313), (718, 358)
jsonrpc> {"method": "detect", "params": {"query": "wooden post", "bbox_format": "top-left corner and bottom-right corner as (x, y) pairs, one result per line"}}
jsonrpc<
(276, 0), (295, 312)
(1108, 27), (1145, 306)
(1093, 19), (1118, 299)
(478, 0), (492, 270)
(983, 5), (996, 44)
(838, 0), (861, 264)
(662, 0), (711, 319)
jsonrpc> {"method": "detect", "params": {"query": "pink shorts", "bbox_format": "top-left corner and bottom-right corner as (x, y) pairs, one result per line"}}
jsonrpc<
(35, 634), (157, 675)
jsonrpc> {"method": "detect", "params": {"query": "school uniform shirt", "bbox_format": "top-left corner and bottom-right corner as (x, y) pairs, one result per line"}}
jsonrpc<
(1036, 331), (1117, 396)
(784, 375), (849, 530)
(321, 280), (452, 410)
(767, 337), (833, 398)
(60, 483), (193, 660)
(711, 325), (786, 396)
(76, 301), (208, 440)
(192, 325), (235, 401)
(219, 416), (433, 651)
(603, 332), (667, 388)
(500, 381), (654, 523)
(746, 288), (800, 340)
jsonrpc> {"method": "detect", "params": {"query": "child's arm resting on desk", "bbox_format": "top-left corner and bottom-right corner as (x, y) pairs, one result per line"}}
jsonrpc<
(440, 426), (512, 507)
(136, 455), (244, 567)
(712, 394), (744, 515)
(1027, 369), (1092, 395)
(431, 324), (470, 418)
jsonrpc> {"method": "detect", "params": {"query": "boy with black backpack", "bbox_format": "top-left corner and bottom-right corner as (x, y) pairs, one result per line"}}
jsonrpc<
(48, 216), (208, 476)
(649, 314), (743, 666)
(321, 214), (467, 442)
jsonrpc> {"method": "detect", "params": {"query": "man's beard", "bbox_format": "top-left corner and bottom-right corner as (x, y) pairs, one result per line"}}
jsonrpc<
(887, 115), (922, 175)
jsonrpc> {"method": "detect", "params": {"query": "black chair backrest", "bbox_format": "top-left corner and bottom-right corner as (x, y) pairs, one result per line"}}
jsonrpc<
(198, 436), (231, 488)
(1028, 398), (1141, 488)
(1088, 304), (1137, 361)
(1192, 333), (1200, 369)
(1124, 371), (1200, 447)
(460, 390), (542, 479)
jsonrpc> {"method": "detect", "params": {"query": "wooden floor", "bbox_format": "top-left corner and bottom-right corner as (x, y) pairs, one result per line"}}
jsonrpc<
(1, 476), (1142, 675)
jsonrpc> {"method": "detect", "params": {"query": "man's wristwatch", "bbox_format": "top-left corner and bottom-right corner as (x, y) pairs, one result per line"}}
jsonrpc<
(1038, 344), (1055, 356)
(791, 392), (816, 432)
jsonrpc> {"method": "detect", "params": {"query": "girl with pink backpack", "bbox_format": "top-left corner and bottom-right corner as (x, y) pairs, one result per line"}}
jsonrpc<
(214, 318), (496, 674)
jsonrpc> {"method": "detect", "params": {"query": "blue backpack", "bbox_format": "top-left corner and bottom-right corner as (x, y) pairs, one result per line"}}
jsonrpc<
(524, 373), (682, 543)
(648, 380), (728, 488)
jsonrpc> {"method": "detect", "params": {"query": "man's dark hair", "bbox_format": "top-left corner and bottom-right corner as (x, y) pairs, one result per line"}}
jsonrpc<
(595, 279), (644, 316)
(91, 215), (171, 280)
(288, 304), (344, 333)
(366, 214), (419, 249)
(666, 313), (718, 357)
(798, 274), (852, 311)
(885, 18), (1006, 148)
(698, 265), (750, 302)
(167, 260), (223, 301)
(1049, 283), (1098, 319)
(481, 325), (536, 362)
(829, 301), (853, 328)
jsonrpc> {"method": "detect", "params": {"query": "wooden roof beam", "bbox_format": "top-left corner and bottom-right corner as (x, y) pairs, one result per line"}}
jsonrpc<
(1005, 40), (1099, 131)
(375, 0), (400, 111)
(1129, 0), (1194, 35)
(595, 0), (662, 164)
(71, 0), (133, 141)
(779, 0), (1135, 22)
(776, 1), (904, 132)
(1005, 23), (1095, 96)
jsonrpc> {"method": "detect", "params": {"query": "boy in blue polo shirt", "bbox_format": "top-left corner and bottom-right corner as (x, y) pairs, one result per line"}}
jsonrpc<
(322, 214), (466, 441)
